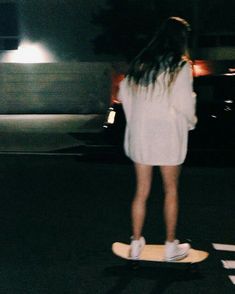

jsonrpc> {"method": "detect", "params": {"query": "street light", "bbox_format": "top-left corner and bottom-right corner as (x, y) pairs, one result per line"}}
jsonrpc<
(0, 40), (56, 63)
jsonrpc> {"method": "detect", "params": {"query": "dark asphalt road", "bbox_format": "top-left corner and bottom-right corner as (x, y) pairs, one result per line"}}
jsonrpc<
(0, 154), (234, 293)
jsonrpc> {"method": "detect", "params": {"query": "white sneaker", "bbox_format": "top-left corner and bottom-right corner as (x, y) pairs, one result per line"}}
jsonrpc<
(165, 239), (190, 261)
(129, 236), (146, 260)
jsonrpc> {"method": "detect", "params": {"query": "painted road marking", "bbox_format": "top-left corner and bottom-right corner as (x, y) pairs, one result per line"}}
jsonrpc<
(222, 260), (235, 269)
(213, 243), (235, 286)
(212, 243), (235, 252)
(229, 276), (235, 285)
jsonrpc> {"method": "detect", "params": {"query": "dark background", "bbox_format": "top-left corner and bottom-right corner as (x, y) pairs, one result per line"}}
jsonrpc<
(1, 0), (235, 61)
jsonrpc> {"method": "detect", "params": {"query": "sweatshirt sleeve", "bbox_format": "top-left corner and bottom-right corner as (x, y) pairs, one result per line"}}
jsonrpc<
(170, 62), (197, 130)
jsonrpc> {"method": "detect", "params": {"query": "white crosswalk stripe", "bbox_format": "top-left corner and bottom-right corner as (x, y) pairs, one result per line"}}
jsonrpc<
(212, 243), (235, 285)
(228, 276), (235, 285)
(222, 260), (235, 269)
(212, 243), (235, 252)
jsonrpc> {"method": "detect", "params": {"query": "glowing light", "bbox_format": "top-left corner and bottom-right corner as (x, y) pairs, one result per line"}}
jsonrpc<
(193, 61), (212, 77)
(224, 106), (232, 111)
(224, 73), (235, 76)
(224, 100), (233, 104)
(1, 40), (56, 63)
(107, 110), (116, 124)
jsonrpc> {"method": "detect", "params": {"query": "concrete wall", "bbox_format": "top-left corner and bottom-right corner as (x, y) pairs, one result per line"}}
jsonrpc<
(196, 47), (235, 60)
(0, 62), (112, 114)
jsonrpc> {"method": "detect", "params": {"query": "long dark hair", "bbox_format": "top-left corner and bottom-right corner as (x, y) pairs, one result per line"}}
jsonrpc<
(126, 17), (191, 87)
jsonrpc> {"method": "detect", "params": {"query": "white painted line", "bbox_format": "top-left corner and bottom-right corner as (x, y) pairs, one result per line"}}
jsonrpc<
(212, 243), (235, 252)
(222, 260), (235, 269)
(0, 151), (84, 156)
(228, 276), (235, 285)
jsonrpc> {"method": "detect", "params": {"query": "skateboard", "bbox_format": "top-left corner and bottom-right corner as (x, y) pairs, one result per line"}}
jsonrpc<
(112, 242), (209, 264)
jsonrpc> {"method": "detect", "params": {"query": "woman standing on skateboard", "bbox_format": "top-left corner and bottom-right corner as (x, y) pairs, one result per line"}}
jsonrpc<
(117, 17), (197, 261)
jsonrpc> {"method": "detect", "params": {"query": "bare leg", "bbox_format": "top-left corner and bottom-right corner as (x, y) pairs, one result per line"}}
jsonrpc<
(131, 163), (153, 240)
(160, 165), (181, 242)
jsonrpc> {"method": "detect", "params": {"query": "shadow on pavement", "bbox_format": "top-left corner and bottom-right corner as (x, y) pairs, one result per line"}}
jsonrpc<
(104, 263), (204, 294)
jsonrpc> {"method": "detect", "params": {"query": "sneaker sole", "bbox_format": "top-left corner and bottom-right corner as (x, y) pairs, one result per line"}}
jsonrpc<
(165, 252), (188, 262)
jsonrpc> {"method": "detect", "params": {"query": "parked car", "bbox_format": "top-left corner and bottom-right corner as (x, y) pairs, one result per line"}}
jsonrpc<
(103, 73), (235, 166)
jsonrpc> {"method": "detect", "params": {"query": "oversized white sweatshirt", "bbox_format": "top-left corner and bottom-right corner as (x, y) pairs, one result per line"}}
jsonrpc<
(118, 62), (197, 165)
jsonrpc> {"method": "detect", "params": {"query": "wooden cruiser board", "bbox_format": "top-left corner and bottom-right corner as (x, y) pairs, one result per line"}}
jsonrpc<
(112, 242), (209, 263)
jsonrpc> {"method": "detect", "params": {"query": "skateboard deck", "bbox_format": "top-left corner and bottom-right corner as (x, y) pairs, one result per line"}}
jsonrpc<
(112, 242), (209, 263)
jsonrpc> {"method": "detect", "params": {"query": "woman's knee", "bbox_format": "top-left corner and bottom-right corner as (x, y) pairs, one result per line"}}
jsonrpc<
(164, 190), (178, 200)
(134, 163), (153, 199)
(160, 165), (181, 194)
(135, 185), (150, 200)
